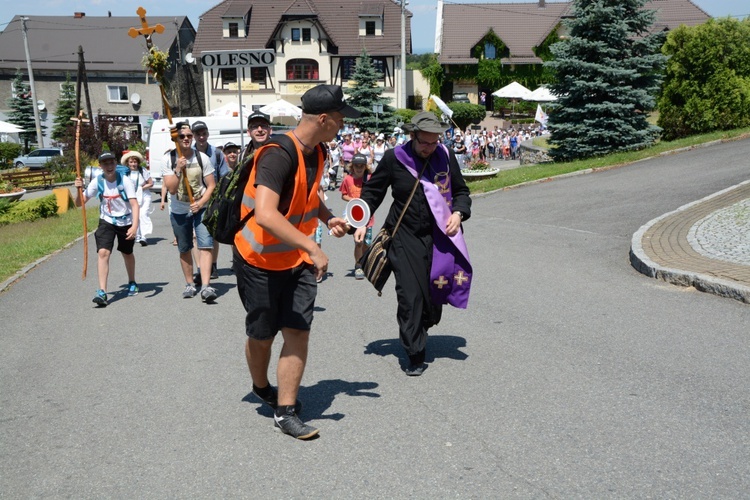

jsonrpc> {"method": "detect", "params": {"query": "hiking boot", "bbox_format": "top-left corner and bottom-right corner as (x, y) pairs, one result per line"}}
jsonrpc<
(92, 289), (107, 307)
(252, 385), (302, 414)
(354, 267), (365, 280)
(201, 286), (218, 303)
(182, 284), (197, 299)
(210, 263), (219, 280)
(274, 410), (318, 440)
(127, 281), (139, 297)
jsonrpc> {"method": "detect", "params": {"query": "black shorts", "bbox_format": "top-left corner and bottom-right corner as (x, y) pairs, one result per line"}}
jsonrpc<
(233, 250), (317, 340)
(94, 219), (135, 255)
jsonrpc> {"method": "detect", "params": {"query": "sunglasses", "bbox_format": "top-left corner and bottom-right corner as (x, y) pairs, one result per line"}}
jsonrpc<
(178, 134), (193, 139)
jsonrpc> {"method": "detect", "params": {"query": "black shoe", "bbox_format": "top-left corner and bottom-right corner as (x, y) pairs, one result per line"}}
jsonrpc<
(252, 385), (302, 414)
(274, 410), (319, 440)
(210, 263), (219, 280)
(193, 272), (202, 287)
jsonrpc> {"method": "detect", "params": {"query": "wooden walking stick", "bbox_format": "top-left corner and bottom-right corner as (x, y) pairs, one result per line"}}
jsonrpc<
(128, 6), (193, 203)
(71, 110), (90, 280)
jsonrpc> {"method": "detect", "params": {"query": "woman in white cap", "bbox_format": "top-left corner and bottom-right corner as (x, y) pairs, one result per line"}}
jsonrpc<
(121, 150), (153, 246)
(372, 133), (387, 171)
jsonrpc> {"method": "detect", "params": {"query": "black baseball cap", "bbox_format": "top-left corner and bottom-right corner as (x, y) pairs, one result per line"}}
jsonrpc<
(247, 111), (270, 127)
(223, 141), (240, 150)
(191, 120), (208, 132)
(99, 152), (116, 162)
(301, 84), (361, 118)
(351, 153), (368, 165)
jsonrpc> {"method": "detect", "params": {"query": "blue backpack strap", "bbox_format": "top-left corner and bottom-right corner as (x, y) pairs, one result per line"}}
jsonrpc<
(97, 171), (128, 202)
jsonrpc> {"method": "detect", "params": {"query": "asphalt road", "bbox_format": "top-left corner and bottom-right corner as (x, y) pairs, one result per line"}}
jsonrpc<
(2, 138), (749, 498)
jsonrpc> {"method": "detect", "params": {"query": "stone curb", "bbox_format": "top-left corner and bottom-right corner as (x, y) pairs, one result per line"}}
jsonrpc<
(629, 180), (750, 304)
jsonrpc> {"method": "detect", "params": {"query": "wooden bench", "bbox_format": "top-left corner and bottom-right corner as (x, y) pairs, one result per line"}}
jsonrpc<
(0, 169), (52, 190)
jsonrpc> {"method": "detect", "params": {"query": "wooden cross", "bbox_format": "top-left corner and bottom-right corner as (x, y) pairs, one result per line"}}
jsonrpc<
(70, 110), (89, 125)
(128, 6), (164, 46)
(453, 270), (469, 286)
(433, 276), (449, 289)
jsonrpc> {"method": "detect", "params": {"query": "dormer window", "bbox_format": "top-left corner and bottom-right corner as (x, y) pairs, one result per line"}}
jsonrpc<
(366, 21), (376, 36)
(222, 16), (246, 38)
(359, 5), (383, 36)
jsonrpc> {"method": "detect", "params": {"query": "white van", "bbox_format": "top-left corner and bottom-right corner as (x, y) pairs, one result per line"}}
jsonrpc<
(146, 115), (247, 193)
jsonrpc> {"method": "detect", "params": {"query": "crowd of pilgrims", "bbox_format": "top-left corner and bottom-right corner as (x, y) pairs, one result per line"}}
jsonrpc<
(320, 122), (547, 188)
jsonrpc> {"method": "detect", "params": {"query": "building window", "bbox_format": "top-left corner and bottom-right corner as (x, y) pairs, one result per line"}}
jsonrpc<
(365, 21), (376, 36)
(291, 28), (301, 42)
(221, 68), (237, 84)
(107, 85), (128, 102)
(286, 59), (319, 80)
(250, 67), (268, 89)
(302, 28), (311, 41)
(228, 22), (239, 38)
(372, 58), (386, 76)
(484, 42), (496, 60)
(341, 58), (357, 80)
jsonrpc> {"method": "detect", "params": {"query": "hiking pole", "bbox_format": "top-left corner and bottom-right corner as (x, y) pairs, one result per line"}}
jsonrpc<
(128, 6), (194, 203)
(71, 110), (90, 280)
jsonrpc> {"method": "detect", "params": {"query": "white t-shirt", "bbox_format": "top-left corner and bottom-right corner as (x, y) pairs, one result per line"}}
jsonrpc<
(126, 168), (152, 204)
(84, 173), (137, 226)
(161, 150), (214, 215)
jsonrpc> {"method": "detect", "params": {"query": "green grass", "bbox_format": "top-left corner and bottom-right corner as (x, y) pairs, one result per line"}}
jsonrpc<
(0, 205), (100, 283)
(467, 127), (750, 194)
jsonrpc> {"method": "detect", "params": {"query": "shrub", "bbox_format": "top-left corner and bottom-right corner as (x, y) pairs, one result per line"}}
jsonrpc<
(447, 103), (487, 130)
(393, 108), (419, 127)
(0, 194), (59, 225)
(0, 142), (23, 168)
(45, 150), (92, 183)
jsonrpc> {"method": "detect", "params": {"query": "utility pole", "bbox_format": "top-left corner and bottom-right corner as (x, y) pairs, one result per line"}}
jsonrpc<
(76, 46), (96, 139)
(20, 17), (44, 147)
(401, 0), (407, 109)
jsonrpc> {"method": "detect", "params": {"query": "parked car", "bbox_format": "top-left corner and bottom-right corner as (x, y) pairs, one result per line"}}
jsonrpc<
(13, 148), (63, 169)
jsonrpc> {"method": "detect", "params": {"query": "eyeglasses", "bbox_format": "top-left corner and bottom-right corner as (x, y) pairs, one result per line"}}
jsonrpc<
(249, 123), (269, 130)
(178, 134), (193, 139)
(414, 136), (439, 147)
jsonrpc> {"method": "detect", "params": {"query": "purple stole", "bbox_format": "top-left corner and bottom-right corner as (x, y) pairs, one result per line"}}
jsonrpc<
(395, 143), (472, 309)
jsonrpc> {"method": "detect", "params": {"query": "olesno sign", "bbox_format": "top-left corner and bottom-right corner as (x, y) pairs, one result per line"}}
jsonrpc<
(200, 50), (276, 69)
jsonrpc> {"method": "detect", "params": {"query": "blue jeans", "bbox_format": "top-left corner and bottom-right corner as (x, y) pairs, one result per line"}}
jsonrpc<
(170, 208), (213, 253)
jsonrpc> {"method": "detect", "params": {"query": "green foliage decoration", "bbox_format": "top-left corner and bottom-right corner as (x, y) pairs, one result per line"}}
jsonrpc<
(658, 17), (750, 140)
(0, 194), (58, 225)
(420, 54), (445, 98)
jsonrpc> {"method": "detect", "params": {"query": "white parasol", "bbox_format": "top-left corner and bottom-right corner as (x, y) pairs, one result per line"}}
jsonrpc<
(492, 81), (532, 117)
(207, 102), (250, 119)
(0, 120), (24, 134)
(525, 86), (558, 102)
(259, 99), (303, 120)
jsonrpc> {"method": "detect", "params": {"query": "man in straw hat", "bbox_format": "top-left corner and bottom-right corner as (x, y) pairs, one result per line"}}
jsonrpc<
(358, 111), (473, 376)
(233, 84), (356, 439)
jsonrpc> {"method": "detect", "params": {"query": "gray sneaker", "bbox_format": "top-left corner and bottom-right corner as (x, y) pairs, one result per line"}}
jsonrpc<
(201, 286), (218, 303)
(354, 267), (365, 280)
(182, 284), (197, 299)
(274, 410), (319, 440)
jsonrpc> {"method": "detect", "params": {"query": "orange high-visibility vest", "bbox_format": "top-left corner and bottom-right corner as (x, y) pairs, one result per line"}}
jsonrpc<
(234, 132), (324, 271)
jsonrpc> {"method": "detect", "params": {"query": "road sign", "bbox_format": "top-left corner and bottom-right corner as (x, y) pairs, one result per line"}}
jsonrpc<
(200, 50), (276, 69)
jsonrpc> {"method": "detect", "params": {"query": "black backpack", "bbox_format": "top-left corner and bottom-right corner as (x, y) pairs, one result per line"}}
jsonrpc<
(203, 135), (296, 245)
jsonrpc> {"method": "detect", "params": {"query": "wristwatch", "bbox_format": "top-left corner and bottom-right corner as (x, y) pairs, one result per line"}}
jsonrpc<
(453, 211), (464, 220)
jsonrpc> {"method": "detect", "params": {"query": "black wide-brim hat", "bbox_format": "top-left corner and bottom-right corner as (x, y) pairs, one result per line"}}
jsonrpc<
(402, 111), (449, 134)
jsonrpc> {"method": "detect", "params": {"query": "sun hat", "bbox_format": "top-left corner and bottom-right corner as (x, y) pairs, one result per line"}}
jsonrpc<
(402, 112), (449, 134)
(120, 150), (144, 164)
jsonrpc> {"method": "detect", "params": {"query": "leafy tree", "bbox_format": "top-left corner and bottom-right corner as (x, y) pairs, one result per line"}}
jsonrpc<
(51, 73), (76, 144)
(420, 54), (444, 98)
(658, 17), (750, 140)
(344, 50), (397, 133)
(545, 0), (666, 161)
(6, 70), (41, 153)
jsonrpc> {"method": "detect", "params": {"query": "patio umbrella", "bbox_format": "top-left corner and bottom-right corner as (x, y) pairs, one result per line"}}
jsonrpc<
(259, 99), (303, 120)
(207, 102), (250, 119)
(525, 85), (558, 102)
(492, 81), (532, 117)
(0, 120), (23, 134)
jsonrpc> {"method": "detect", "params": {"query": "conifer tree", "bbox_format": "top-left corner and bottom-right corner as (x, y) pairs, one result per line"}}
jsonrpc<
(545, 0), (666, 161)
(52, 73), (76, 143)
(6, 70), (40, 152)
(344, 50), (396, 133)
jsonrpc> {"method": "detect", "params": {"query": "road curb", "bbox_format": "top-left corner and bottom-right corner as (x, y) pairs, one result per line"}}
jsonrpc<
(629, 180), (750, 304)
